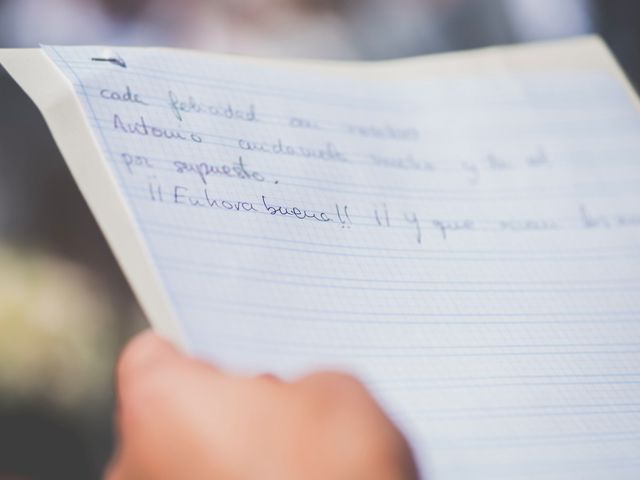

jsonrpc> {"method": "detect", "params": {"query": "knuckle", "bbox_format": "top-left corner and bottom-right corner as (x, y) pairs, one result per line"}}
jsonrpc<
(117, 342), (174, 433)
(121, 363), (167, 408)
(117, 369), (169, 444)
(305, 371), (369, 400)
(325, 371), (366, 390)
(253, 372), (284, 389)
(117, 331), (160, 384)
(116, 331), (178, 401)
(296, 371), (412, 460)
(296, 371), (379, 424)
(323, 372), (374, 411)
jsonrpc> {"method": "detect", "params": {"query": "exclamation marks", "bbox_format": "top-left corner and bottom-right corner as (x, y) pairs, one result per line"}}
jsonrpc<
(374, 203), (390, 227)
(336, 204), (352, 229)
(148, 181), (163, 202)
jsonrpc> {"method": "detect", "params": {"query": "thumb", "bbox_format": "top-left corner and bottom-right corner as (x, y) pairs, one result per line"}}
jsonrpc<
(112, 330), (229, 480)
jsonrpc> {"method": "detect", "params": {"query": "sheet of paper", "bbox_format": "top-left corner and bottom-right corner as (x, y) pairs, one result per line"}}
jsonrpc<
(2, 37), (640, 479)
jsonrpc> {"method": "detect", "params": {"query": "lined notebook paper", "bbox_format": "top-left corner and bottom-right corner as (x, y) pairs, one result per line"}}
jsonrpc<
(2, 37), (640, 479)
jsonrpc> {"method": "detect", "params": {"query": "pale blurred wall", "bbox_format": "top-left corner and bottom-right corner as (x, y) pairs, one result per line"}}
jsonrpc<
(0, 0), (594, 57)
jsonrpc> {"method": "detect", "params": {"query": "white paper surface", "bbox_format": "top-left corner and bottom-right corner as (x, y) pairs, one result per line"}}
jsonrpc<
(2, 38), (640, 479)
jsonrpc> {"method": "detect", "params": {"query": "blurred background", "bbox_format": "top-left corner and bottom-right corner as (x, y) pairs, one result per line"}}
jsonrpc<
(0, 0), (638, 478)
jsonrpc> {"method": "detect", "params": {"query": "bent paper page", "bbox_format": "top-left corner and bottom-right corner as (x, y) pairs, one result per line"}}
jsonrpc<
(2, 37), (640, 479)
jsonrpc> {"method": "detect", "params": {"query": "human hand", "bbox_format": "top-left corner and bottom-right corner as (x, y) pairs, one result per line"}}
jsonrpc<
(106, 331), (418, 480)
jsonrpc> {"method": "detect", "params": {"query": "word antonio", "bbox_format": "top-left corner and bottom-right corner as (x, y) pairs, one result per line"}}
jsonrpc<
(157, 184), (332, 223)
(113, 113), (202, 143)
